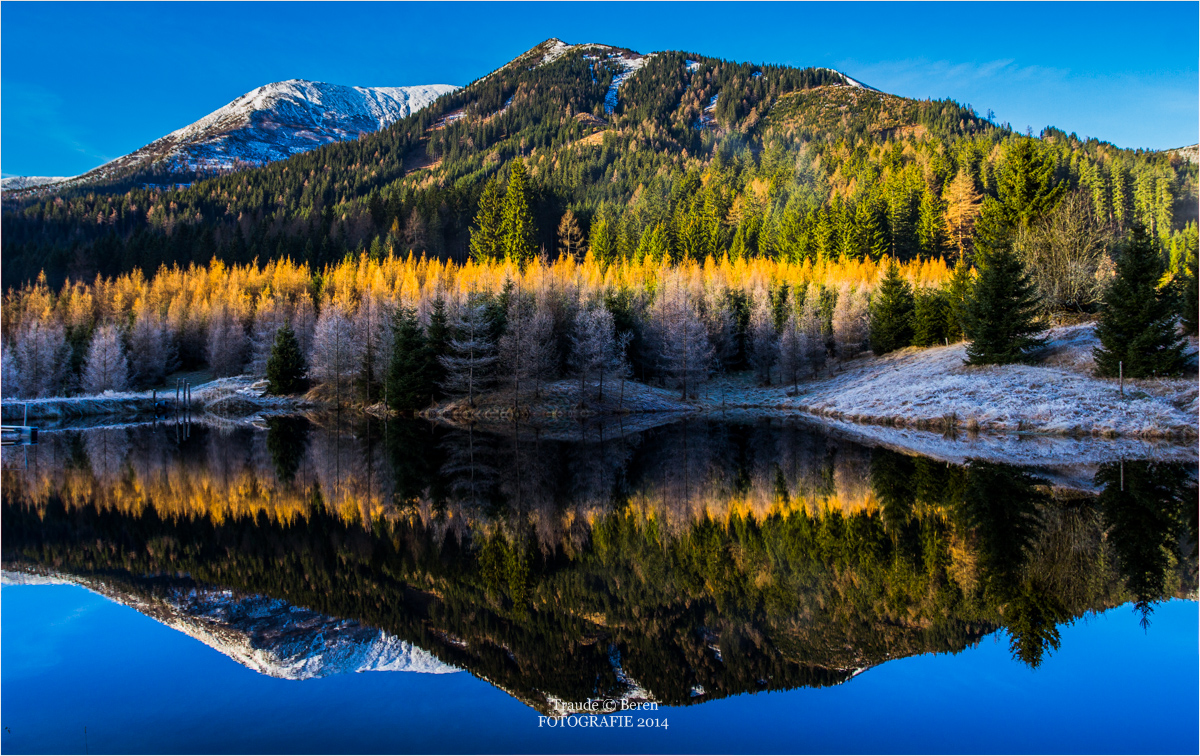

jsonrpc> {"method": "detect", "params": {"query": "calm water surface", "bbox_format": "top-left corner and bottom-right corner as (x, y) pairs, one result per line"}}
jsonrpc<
(2, 417), (1196, 754)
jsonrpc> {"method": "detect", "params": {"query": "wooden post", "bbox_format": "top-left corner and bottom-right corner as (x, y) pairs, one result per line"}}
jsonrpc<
(152, 389), (157, 417)
(1119, 361), (1123, 397)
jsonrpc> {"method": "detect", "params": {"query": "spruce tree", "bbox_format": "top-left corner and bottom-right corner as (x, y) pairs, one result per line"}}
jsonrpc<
(469, 178), (503, 262)
(945, 259), (974, 342)
(1093, 224), (1188, 378)
(869, 262), (915, 355)
(266, 323), (307, 395)
(501, 158), (538, 265)
(963, 241), (1046, 365)
(425, 297), (451, 397)
(386, 306), (432, 410)
(912, 288), (951, 347)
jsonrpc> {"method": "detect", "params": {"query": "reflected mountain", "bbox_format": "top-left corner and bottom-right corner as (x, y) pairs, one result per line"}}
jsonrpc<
(1, 570), (459, 680)
(2, 418), (1195, 712)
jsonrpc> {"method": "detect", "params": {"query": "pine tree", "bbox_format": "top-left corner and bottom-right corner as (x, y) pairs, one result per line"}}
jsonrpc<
(589, 215), (618, 263)
(385, 306), (431, 410)
(869, 262), (915, 355)
(469, 178), (503, 262)
(440, 296), (498, 406)
(1093, 223), (1188, 378)
(501, 158), (538, 265)
(963, 240), (1047, 365)
(266, 323), (307, 395)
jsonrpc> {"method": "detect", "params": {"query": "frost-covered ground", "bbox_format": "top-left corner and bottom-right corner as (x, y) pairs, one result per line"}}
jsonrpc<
(712, 322), (1197, 440)
(1, 376), (309, 425)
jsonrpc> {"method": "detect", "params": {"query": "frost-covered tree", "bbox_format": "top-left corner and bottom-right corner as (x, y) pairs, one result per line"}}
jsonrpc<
(747, 286), (777, 385)
(82, 325), (129, 394)
(652, 282), (714, 400)
(440, 296), (497, 406)
(14, 314), (68, 398)
(2, 343), (21, 398)
(569, 303), (625, 400)
(127, 305), (174, 387)
(777, 310), (804, 392)
(832, 284), (869, 360)
(499, 290), (558, 402)
(247, 294), (289, 377)
(309, 302), (364, 404)
(206, 303), (248, 377)
(799, 285), (826, 377)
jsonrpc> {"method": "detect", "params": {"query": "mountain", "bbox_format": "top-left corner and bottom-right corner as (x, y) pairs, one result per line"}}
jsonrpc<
(1, 37), (1194, 289)
(1, 569), (459, 680)
(41, 79), (459, 190)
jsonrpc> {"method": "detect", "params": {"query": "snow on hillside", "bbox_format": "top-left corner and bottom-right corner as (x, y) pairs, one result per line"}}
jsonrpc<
(816, 67), (877, 91)
(0, 176), (70, 192)
(59, 79), (458, 186)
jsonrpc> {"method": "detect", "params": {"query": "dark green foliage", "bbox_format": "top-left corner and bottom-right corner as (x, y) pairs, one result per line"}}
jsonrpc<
(944, 259), (973, 342)
(1182, 262), (1199, 336)
(869, 262), (914, 354)
(265, 323), (307, 395)
(912, 288), (951, 347)
(1097, 460), (1194, 626)
(265, 416), (309, 483)
(501, 158), (538, 265)
(469, 178), (503, 262)
(425, 297), (451, 394)
(993, 139), (1067, 231)
(386, 306), (433, 410)
(1094, 224), (1188, 378)
(963, 242), (1046, 365)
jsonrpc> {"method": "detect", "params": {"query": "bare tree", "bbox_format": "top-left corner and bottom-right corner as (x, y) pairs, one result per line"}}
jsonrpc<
(247, 293), (288, 377)
(832, 284), (870, 360)
(1015, 190), (1113, 315)
(82, 324), (130, 394)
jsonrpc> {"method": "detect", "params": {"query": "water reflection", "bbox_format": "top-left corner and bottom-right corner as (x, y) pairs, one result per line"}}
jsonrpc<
(2, 416), (1195, 711)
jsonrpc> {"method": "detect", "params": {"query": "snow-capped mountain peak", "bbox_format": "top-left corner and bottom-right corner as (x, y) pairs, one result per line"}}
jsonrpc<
(59, 78), (458, 187)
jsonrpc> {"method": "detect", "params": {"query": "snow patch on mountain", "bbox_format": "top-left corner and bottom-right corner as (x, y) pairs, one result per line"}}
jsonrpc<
(817, 68), (877, 91)
(603, 53), (653, 115)
(61, 79), (457, 186)
(0, 176), (71, 192)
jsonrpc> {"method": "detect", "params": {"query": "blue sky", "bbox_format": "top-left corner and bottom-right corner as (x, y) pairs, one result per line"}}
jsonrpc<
(2, 2), (1197, 177)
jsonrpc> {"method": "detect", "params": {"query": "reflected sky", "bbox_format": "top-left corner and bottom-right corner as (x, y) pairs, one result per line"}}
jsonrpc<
(2, 584), (1195, 754)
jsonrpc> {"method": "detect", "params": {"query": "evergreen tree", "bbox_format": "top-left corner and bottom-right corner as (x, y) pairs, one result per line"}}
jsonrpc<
(1093, 223), (1188, 378)
(469, 178), (503, 262)
(944, 260), (973, 342)
(916, 184), (947, 258)
(869, 262), (915, 354)
(963, 241), (1046, 365)
(912, 288), (951, 347)
(386, 306), (432, 410)
(265, 323), (307, 395)
(501, 158), (538, 265)
(425, 297), (451, 396)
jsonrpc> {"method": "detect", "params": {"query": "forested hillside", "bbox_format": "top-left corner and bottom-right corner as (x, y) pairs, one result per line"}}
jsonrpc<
(4, 38), (1194, 289)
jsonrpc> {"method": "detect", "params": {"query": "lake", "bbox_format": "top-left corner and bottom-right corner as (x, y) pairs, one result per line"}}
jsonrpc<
(2, 416), (1197, 754)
